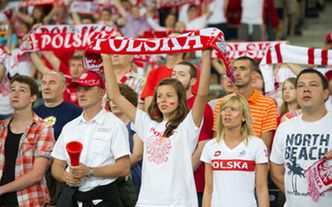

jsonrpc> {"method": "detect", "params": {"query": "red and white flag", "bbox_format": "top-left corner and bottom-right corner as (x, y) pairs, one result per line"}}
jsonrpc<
(305, 159), (332, 201)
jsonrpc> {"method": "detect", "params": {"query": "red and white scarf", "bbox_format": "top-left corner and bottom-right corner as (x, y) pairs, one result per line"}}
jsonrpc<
(260, 44), (332, 66)
(21, 24), (120, 52)
(305, 158), (332, 201)
(140, 30), (286, 61)
(142, 0), (212, 8)
(0, 46), (11, 95)
(260, 44), (332, 92)
(86, 27), (234, 81)
(0, 46), (10, 65)
(20, 0), (56, 7)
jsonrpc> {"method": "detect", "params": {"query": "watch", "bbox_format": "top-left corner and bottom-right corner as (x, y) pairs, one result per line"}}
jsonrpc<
(87, 168), (94, 178)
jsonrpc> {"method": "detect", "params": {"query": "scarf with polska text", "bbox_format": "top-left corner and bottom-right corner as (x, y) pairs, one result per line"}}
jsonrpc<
(85, 27), (234, 82)
(15, 24), (121, 65)
(21, 24), (121, 52)
(305, 158), (332, 201)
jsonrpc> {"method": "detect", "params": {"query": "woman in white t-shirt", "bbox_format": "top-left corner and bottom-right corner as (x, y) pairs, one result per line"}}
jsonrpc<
(201, 94), (269, 207)
(101, 49), (211, 207)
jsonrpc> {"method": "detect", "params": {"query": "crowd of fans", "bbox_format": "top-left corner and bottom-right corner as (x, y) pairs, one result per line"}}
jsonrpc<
(0, 0), (332, 207)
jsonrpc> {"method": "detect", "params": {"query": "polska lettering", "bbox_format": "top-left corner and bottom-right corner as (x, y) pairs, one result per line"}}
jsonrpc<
(24, 24), (117, 51)
(86, 28), (233, 81)
(211, 159), (255, 171)
(35, 25), (115, 34)
(90, 36), (205, 53)
(32, 32), (109, 50)
(225, 41), (286, 60)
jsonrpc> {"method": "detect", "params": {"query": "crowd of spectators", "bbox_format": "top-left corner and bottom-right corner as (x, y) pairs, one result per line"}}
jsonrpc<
(0, 0), (332, 207)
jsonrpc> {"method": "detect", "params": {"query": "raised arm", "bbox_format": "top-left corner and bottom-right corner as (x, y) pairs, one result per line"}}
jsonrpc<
(192, 49), (211, 127)
(30, 52), (52, 74)
(211, 59), (226, 75)
(43, 5), (56, 24)
(114, 0), (128, 18)
(42, 51), (60, 71)
(102, 54), (137, 123)
(0, 63), (5, 81)
(13, 10), (34, 25)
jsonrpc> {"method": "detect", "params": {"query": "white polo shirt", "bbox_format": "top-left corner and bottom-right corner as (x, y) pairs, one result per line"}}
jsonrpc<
(51, 109), (130, 192)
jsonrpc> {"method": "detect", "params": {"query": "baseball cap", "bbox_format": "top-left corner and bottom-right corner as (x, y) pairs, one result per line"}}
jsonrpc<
(326, 32), (332, 43)
(69, 71), (105, 89)
(325, 70), (332, 82)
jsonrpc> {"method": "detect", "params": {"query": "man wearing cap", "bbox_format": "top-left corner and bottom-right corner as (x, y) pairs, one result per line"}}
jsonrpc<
(51, 71), (131, 206)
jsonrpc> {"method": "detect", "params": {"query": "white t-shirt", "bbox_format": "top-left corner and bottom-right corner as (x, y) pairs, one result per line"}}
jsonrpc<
(185, 14), (209, 30)
(51, 109), (130, 192)
(0, 69), (13, 115)
(134, 109), (201, 207)
(270, 112), (332, 207)
(241, 0), (264, 25)
(201, 136), (268, 207)
(207, 0), (227, 24)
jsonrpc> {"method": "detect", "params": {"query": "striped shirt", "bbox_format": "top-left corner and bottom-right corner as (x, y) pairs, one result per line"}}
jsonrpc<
(121, 70), (145, 99)
(213, 90), (277, 138)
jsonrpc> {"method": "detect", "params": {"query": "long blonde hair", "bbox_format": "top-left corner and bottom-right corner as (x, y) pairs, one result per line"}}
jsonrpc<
(280, 77), (299, 116)
(216, 94), (255, 144)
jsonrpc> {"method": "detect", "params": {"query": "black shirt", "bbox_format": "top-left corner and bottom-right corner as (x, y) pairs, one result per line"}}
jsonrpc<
(0, 126), (22, 206)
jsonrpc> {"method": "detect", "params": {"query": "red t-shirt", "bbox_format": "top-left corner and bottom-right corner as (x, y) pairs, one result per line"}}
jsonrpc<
(140, 64), (199, 100)
(187, 96), (214, 192)
(54, 50), (74, 76)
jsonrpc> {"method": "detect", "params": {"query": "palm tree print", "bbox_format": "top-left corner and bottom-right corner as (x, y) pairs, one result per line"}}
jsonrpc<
(286, 159), (305, 192)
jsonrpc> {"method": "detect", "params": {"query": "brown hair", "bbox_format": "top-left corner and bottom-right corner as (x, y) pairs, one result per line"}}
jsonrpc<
(147, 78), (189, 137)
(118, 84), (138, 107)
(10, 74), (39, 97)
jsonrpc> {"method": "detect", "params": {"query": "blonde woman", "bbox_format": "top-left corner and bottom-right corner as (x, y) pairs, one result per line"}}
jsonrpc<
(201, 94), (269, 207)
(279, 78), (301, 123)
